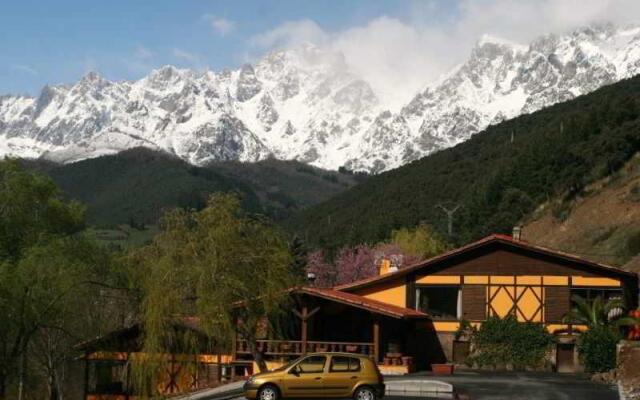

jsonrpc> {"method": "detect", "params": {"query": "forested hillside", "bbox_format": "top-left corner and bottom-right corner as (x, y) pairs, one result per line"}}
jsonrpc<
(25, 148), (359, 227)
(288, 75), (640, 250)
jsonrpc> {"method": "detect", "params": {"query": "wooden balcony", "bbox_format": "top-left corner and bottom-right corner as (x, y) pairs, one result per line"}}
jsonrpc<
(235, 339), (375, 357)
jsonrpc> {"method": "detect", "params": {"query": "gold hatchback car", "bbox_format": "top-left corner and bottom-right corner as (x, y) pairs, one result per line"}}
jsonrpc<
(243, 352), (385, 400)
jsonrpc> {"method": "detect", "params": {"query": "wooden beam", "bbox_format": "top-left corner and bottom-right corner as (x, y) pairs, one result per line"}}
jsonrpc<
(293, 306), (320, 320)
(306, 307), (320, 319)
(301, 306), (308, 355)
(373, 318), (380, 363)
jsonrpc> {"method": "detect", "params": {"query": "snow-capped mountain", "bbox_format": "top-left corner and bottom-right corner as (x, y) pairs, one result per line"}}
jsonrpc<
(2, 24), (640, 172)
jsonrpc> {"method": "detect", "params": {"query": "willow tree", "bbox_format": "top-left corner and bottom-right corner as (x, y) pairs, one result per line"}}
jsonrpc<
(129, 193), (299, 394)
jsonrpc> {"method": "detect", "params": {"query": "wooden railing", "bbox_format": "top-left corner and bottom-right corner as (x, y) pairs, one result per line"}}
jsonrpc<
(235, 339), (375, 357)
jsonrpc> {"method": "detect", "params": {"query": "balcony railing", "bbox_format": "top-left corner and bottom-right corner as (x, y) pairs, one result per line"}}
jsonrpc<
(235, 339), (375, 357)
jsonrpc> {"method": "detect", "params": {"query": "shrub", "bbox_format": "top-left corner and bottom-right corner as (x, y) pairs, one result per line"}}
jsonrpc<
(577, 326), (620, 373)
(467, 316), (555, 370)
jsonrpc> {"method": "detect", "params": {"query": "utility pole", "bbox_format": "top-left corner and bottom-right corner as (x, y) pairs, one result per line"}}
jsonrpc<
(436, 204), (461, 237)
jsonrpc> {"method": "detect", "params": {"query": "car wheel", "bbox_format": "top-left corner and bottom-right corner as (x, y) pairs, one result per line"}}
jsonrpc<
(258, 385), (279, 400)
(354, 386), (376, 400)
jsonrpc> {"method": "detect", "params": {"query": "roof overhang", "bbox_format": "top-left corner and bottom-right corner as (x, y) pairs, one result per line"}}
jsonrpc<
(336, 234), (639, 292)
(295, 287), (430, 320)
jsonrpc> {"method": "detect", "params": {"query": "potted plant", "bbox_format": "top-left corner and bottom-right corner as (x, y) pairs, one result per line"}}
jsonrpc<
(431, 363), (455, 375)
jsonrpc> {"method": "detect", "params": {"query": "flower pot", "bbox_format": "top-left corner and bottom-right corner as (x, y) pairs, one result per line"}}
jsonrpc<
(431, 363), (454, 375)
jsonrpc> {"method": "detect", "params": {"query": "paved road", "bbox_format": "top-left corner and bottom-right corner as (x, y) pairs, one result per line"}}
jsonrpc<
(186, 370), (618, 400)
(386, 370), (618, 400)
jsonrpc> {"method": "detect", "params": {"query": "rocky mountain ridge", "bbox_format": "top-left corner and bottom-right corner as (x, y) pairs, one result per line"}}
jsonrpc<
(2, 23), (640, 172)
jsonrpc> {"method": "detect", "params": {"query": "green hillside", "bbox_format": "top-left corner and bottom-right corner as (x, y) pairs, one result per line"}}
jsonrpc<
(25, 148), (359, 228)
(288, 75), (640, 250)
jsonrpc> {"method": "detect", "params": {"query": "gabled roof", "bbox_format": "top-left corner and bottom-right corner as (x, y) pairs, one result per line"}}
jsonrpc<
(75, 317), (205, 352)
(336, 234), (638, 292)
(624, 255), (640, 274)
(296, 287), (429, 319)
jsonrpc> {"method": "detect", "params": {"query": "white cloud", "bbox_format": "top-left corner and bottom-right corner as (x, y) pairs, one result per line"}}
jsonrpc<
(249, 0), (640, 109)
(204, 14), (235, 36)
(250, 19), (328, 49)
(134, 46), (154, 60)
(172, 48), (199, 63)
(10, 64), (38, 75)
(124, 46), (155, 75)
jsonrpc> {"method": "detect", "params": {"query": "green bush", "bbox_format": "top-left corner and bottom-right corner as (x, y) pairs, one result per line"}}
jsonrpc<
(577, 326), (620, 373)
(467, 316), (556, 369)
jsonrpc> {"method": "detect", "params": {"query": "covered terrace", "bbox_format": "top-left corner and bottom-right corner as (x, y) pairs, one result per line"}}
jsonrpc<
(233, 287), (436, 374)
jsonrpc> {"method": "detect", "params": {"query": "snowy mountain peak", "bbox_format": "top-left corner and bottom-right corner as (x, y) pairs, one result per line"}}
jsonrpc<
(476, 34), (526, 51)
(2, 23), (640, 172)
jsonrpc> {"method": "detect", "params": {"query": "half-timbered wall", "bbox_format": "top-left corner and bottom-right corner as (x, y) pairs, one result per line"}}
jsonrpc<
(351, 245), (634, 334)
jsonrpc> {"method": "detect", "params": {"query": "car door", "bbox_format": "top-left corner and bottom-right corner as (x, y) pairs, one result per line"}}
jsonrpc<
(323, 355), (362, 397)
(282, 355), (327, 397)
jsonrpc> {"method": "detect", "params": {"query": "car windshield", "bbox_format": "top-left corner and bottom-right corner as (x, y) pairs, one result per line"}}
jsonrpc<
(273, 356), (304, 372)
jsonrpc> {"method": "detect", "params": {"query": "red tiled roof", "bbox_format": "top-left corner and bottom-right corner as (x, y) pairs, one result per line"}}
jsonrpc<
(335, 234), (638, 292)
(297, 287), (429, 319)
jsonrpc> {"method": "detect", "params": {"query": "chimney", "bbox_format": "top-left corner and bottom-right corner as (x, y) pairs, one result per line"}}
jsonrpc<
(306, 272), (317, 284)
(512, 226), (522, 241)
(378, 259), (392, 275)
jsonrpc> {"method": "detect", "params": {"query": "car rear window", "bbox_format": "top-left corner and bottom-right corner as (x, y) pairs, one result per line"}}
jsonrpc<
(330, 356), (361, 372)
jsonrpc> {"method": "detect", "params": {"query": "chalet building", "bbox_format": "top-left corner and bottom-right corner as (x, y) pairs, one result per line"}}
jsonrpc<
(76, 319), (231, 399)
(234, 233), (638, 375)
(332, 233), (639, 373)
(80, 234), (639, 398)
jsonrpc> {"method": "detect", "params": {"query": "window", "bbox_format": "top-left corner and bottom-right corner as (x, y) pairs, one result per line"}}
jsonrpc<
(571, 288), (623, 303)
(416, 286), (461, 319)
(294, 356), (326, 373)
(570, 287), (625, 321)
(330, 356), (361, 372)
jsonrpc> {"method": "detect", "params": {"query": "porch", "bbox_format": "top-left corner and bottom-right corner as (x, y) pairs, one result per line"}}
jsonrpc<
(233, 287), (433, 374)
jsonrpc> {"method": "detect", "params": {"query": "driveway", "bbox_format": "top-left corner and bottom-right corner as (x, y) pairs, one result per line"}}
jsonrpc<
(386, 370), (618, 400)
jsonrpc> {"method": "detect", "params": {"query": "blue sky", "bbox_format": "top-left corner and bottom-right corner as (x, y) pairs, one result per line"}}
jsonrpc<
(0, 0), (454, 95)
(1, 0), (638, 98)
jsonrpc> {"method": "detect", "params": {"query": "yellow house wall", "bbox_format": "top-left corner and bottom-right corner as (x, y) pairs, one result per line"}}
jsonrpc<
(348, 268), (622, 338)
(355, 279), (406, 308)
(351, 272), (622, 328)
(416, 275), (460, 284)
(571, 276), (621, 287)
(434, 322), (589, 333)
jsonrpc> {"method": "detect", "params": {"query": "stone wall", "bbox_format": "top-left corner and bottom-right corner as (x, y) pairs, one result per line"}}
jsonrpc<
(617, 341), (640, 400)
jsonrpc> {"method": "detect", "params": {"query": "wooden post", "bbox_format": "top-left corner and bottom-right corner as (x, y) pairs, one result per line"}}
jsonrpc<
(83, 353), (89, 400)
(301, 306), (308, 355)
(293, 305), (319, 355)
(125, 353), (131, 400)
(216, 354), (222, 384)
(373, 318), (380, 363)
(231, 316), (238, 361)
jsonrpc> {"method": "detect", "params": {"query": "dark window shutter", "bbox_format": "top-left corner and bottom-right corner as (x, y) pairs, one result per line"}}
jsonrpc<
(544, 286), (570, 322)
(462, 285), (486, 320)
